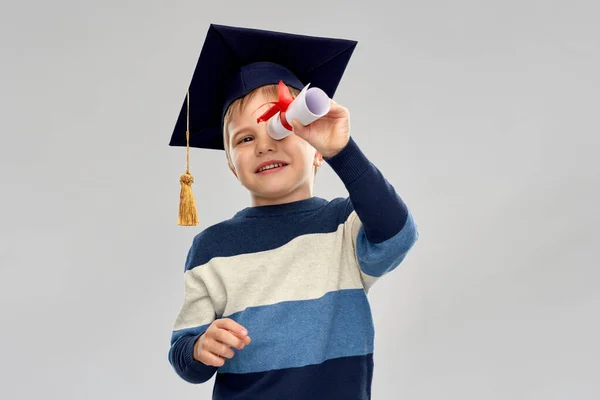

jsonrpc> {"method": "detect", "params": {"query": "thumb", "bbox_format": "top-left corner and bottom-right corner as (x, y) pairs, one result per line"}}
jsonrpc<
(291, 119), (308, 139)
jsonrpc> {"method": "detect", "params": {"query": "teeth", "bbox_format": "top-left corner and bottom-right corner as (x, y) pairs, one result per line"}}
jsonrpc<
(258, 163), (285, 172)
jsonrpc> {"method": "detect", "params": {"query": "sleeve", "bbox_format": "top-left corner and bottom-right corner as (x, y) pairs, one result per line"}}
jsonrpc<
(325, 136), (419, 292)
(168, 235), (219, 384)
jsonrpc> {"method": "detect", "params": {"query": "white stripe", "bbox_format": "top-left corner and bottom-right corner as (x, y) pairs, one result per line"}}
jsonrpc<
(173, 211), (377, 331)
(344, 210), (380, 293)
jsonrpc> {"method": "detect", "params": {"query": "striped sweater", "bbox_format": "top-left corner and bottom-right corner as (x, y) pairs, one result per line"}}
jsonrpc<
(168, 137), (419, 399)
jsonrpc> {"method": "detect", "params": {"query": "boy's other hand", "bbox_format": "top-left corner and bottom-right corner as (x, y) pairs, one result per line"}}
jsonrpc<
(193, 318), (251, 367)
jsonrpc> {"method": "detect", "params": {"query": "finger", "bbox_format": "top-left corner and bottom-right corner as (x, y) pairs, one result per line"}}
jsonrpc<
(216, 319), (252, 346)
(291, 118), (302, 131)
(325, 99), (348, 115)
(216, 318), (249, 340)
(215, 328), (247, 350)
(291, 119), (308, 139)
(206, 338), (236, 359)
(201, 351), (226, 367)
(194, 338), (226, 366)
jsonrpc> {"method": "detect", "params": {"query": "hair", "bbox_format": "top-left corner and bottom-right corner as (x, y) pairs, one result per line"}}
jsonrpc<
(222, 84), (320, 176)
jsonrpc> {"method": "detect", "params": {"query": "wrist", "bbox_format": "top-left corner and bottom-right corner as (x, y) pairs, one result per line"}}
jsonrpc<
(324, 136), (371, 186)
(321, 135), (350, 158)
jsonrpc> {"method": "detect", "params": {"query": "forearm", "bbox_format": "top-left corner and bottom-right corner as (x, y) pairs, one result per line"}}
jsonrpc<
(169, 332), (217, 384)
(325, 136), (409, 243)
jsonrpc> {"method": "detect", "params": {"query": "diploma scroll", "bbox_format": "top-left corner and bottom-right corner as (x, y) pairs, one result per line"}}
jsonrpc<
(267, 84), (331, 140)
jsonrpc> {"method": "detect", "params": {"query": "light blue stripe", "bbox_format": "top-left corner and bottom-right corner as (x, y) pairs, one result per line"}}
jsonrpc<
(171, 324), (211, 345)
(356, 210), (418, 277)
(172, 288), (374, 374)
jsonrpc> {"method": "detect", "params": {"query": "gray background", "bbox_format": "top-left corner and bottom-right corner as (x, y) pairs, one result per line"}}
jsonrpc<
(1, 0), (598, 398)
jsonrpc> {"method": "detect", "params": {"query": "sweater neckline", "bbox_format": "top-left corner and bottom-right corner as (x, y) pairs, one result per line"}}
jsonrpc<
(234, 196), (328, 218)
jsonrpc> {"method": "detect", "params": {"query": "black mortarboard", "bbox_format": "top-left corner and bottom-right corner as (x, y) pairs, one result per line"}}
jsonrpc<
(171, 24), (357, 226)
(169, 23), (357, 151)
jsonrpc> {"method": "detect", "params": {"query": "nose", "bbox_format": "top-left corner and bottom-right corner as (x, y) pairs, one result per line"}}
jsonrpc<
(255, 130), (277, 155)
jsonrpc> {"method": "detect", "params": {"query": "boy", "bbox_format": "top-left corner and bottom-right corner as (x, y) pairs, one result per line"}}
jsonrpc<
(167, 24), (419, 399)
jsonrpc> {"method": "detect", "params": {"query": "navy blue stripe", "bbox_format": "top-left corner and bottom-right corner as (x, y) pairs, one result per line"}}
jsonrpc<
(184, 196), (351, 269)
(326, 137), (410, 243)
(213, 354), (373, 400)
(171, 289), (374, 375)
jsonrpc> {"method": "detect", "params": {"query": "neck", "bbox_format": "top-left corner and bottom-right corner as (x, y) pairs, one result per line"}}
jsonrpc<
(235, 195), (327, 219)
(250, 184), (314, 207)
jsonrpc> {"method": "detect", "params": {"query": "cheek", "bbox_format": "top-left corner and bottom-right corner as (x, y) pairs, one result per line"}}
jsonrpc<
(284, 138), (312, 157)
(288, 141), (316, 167)
(231, 151), (250, 175)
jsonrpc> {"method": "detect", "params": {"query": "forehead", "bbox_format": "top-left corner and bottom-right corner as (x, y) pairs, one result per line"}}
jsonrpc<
(226, 89), (276, 133)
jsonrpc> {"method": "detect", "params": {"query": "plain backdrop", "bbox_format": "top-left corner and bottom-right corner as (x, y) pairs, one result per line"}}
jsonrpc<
(1, 0), (599, 399)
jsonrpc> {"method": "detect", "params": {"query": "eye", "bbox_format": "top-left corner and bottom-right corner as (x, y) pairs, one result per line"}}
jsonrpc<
(238, 136), (253, 144)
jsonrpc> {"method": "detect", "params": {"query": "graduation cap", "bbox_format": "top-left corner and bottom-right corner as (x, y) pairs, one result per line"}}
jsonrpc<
(171, 24), (358, 226)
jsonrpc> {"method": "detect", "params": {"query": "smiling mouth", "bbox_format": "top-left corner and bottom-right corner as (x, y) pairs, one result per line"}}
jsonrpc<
(256, 162), (288, 174)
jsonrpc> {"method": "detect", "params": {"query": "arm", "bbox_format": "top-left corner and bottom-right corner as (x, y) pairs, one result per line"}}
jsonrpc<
(325, 137), (419, 289)
(169, 329), (216, 384)
(168, 236), (218, 384)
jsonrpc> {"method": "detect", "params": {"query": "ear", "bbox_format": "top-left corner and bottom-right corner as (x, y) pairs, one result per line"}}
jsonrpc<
(313, 151), (324, 167)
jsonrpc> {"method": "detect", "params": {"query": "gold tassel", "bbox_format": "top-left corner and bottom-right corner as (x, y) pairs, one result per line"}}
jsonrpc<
(178, 89), (199, 226)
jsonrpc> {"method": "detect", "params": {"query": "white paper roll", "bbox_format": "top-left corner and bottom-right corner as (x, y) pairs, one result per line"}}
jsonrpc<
(267, 83), (331, 140)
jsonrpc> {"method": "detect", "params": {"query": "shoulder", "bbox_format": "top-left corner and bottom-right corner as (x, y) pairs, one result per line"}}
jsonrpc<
(184, 216), (246, 271)
(323, 196), (355, 222)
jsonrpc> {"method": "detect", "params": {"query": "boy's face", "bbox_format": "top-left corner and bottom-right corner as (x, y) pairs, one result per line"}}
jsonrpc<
(226, 89), (323, 206)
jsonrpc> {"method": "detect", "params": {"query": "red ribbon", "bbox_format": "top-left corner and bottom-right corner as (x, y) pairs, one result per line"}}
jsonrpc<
(256, 80), (295, 131)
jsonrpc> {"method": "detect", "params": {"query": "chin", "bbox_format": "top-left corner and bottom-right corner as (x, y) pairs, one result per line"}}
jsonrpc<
(249, 179), (305, 199)
(253, 185), (295, 199)
(247, 175), (295, 193)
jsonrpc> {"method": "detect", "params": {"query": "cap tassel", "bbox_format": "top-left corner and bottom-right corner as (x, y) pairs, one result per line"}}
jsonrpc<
(178, 90), (199, 226)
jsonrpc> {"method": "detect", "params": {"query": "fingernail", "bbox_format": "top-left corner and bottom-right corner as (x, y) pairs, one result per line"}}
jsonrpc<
(241, 329), (248, 336)
(240, 343), (245, 349)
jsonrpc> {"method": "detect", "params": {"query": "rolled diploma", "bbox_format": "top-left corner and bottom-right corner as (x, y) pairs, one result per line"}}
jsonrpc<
(267, 83), (331, 140)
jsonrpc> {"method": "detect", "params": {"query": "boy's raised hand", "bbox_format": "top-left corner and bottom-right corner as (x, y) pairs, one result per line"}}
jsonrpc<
(193, 318), (251, 367)
(290, 99), (350, 159)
